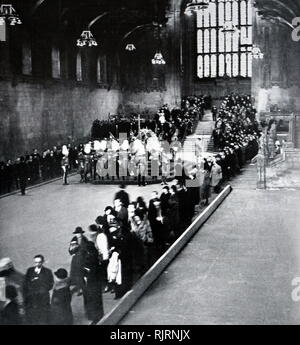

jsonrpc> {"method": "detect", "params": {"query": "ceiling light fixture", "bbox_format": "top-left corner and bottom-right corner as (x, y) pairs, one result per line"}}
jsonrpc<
(152, 52), (166, 65)
(77, 30), (98, 47)
(0, 4), (22, 26)
(251, 45), (264, 59)
(221, 21), (238, 34)
(185, 0), (210, 15)
(125, 43), (136, 51)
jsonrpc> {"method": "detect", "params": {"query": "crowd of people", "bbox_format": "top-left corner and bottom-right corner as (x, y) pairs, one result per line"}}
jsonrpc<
(211, 94), (260, 179)
(0, 93), (263, 325)
(72, 96), (207, 185)
(0, 96), (207, 194)
(0, 146), (78, 195)
(0, 178), (212, 325)
(91, 96), (208, 142)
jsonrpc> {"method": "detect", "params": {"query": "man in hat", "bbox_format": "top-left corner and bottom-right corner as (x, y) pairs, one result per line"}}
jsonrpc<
(23, 255), (54, 324)
(93, 217), (110, 292)
(69, 227), (89, 296)
(114, 184), (130, 209)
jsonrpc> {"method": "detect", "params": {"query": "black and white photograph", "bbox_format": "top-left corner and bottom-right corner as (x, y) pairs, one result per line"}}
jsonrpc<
(0, 0), (300, 331)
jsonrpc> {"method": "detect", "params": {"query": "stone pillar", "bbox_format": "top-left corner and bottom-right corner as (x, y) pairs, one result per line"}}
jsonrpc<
(252, 7), (300, 114)
(163, 0), (182, 107)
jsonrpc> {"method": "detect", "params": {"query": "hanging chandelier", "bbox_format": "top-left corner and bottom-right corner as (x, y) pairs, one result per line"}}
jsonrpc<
(0, 4), (22, 26)
(185, 0), (210, 15)
(221, 21), (238, 34)
(125, 43), (136, 51)
(77, 30), (98, 47)
(152, 52), (166, 65)
(251, 45), (264, 59)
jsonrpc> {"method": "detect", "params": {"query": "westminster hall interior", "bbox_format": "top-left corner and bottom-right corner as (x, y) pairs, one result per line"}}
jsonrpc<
(0, 0), (300, 326)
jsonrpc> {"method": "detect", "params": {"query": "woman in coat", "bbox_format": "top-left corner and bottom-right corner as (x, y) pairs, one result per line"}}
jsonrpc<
(168, 185), (180, 239)
(69, 227), (89, 295)
(130, 215), (154, 274)
(50, 269), (73, 325)
(201, 168), (212, 206)
(210, 159), (223, 193)
(83, 242), (104, 323)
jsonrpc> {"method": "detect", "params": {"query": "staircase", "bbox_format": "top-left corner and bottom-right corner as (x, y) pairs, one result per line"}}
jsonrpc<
(183, 110), (215, 155)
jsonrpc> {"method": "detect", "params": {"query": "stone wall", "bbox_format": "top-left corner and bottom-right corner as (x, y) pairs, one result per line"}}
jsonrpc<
(0, 80), (122, 160)
(120, 0), (182, 114)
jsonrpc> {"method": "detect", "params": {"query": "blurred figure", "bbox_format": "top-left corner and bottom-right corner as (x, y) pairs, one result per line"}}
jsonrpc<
(0, 285), (22, 325)
(114, 184), (130, 208)
(17, 156), (29, 196)
(0, 258), (24, 324)
(50, 268), (73, 325)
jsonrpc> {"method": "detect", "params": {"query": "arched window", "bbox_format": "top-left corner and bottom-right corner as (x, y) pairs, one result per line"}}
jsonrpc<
(51, 46), (61, 79)
(22, 42), (32, 75)
(97, 55), (107, 84)
(76, 52), (82, 81)
(197, 0), (253, 79)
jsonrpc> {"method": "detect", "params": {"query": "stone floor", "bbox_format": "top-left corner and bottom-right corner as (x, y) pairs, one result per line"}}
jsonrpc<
(120, 168), (300, 325)
(0, 174), (167, 324)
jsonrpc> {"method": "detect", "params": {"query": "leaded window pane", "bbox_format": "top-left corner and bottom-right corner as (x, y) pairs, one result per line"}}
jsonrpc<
(196, 0), (252, 79)
(241, 53), (247, 77)
(197, 12), (203, 28)
(226, 54), (232, 76)
(232, 31), (239, 51)
(204, 29), (210, 53)
(198, 55), (204, 78)
(219, 54), (225, 76)
(232, 1), (239, 26)
(225, 1), (232, 21)
(211, 54), (217, 77)
(198, 30), (203, 53)
(247, 53), (252, 77)
(210, 2), (217, 27)
(204, 10), (210, 27)
(211, 29), (217, 53)
(233, 53), (239, 76)
(219, 29), (225, 52)
(225, 32), (232, 52)
(241, 1), (247, 25)
(247, 0), (252, 25)
(218, 2), (224, 26)
(204, 55), (210, 77)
